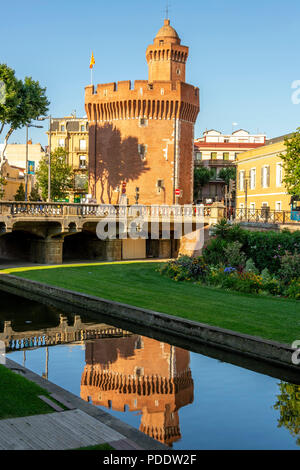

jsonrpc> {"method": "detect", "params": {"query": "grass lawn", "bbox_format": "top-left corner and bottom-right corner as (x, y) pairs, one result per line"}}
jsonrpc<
(0, 365), (55, 419)
(4, 261), (300, 345)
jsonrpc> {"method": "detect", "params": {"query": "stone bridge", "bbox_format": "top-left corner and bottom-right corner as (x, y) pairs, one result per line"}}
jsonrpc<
(0, 314), (132, 352)
(0, 202), (222, 264)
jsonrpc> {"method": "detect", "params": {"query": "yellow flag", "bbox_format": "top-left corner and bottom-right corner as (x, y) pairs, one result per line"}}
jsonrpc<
(90, 51), (95, 69)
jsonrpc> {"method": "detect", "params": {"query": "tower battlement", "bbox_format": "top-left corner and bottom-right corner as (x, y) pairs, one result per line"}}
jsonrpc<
(85, 80), (199, 123)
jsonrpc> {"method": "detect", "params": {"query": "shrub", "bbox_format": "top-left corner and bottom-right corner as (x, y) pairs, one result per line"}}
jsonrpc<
(223, 241), (246, 269)
(202, 237), (227, 266)
(285, 279), (300, 299)
(159, 256), (208, 282)
(234, 272), (263, 294)
(262, 278), (282, 296)
(244, 258), (259, 274)
(277, 251), (300, 285)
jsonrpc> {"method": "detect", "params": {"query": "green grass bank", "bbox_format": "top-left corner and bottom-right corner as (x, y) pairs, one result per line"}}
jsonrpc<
(3, 261), (300, 345)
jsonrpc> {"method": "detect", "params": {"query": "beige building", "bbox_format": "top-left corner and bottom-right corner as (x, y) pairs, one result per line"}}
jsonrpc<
(194, 129), (266, 203)
(0, 142), (45, 170)
(47, 116), (89, 202)
(236, 133), (294, 215)
(0, 160), (32, 200)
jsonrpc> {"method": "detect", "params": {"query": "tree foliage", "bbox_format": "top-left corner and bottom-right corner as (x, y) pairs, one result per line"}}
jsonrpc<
(29, 183), (41, 201)
(194, 167), (213, 201)
(0, 176), (7, 200)
(36, 148), (74, 201)
(279, 128), (300, 196)
(14, 183), (25, 201)
(0, 64), (49, 156)
(218, 167), (236, 188)
(274, 382), (300, 446)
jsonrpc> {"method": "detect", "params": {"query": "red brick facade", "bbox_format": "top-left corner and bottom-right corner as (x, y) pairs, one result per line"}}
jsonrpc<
(85, 20), (199, 205)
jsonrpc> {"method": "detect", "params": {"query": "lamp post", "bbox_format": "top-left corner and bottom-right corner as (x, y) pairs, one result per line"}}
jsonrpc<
(37, 115), (51, 201)
(25, 123), (43, 201)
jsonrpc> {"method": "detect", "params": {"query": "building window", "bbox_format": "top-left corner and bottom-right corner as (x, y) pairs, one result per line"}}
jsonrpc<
(223, 152), (229, 161)
(157, 179), (164, 193)
(79, 156), (86, 168)
(276, 201), (282, 211)
(195, 152), (202, 161)
(261, 165), (270, 188)
(80, 125), (85, 132)
(138, 144), (147, 160)
(235, 153), (239, 160)
(159, 40), (164, 46)
(250, 168), (256, 189)
(211, 152), (217, 160)
(239, 170), (245, 191)
(176, 69), (181, 75)
(79, 139), (86, 150)
(60, 125), (65, 132)
(276, 162), (283, 187)
(58, 138), (65, 147)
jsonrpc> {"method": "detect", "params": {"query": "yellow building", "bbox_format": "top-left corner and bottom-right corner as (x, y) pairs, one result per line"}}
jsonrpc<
(236, 133), (294, 215)
(0, 160), (33, 200)
(47, 115), (89, 202)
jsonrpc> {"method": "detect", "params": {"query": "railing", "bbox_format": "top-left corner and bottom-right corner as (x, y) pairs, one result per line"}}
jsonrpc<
(234, 208), (300, 224)
(0, 202), (212, 219)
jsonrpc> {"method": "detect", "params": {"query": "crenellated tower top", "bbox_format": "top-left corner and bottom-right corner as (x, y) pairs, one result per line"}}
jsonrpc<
(146, 19), (189, 83)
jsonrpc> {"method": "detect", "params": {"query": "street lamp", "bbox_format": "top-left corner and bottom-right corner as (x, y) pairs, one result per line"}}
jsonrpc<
(37, 115), (51, 201)
(25, 123), (43, 201)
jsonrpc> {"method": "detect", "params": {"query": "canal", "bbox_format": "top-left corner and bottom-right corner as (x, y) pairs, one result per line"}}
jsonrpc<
(1, 291), (299, 450)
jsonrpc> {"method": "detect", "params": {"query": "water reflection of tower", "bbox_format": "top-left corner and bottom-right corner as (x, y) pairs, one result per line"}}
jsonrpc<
(80, 336), (194, 446)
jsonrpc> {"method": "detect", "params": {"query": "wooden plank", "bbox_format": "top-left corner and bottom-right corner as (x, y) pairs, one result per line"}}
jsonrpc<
(0, 410), (126, 450)
(50, 393), (76, 410)
(38, 395), (64, 412)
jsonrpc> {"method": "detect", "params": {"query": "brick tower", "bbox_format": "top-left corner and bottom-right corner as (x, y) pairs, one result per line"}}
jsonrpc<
(85, 19), (199, 205)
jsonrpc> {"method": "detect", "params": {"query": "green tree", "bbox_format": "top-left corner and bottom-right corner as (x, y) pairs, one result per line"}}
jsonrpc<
(218, 167), (236, 188)
(279, 129), (300, 196)
(29, 183), (41, 201)
(194, 167), (212, 201)
(0, 176), (7, 200)
(14, 183), (25, 201)
(0, 64), (49, 157)
(36, 148), (74, 201)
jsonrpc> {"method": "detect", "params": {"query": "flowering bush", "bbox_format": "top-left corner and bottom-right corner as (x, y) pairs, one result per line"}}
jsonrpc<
(285, 279), (300, 299)
(223, 241), (246, 269)
(278, 251), (300, 285)
(159, 256), (208, 282)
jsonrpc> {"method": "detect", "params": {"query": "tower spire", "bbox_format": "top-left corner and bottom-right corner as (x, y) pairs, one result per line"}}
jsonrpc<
(165, 1), (169, 19)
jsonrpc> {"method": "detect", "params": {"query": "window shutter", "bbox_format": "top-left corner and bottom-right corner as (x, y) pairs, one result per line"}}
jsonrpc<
(267, 166), (270, 187)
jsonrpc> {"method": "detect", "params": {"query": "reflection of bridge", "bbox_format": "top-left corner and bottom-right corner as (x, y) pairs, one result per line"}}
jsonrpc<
(0, 314), (131, 352)
(0, 202), (217, 264)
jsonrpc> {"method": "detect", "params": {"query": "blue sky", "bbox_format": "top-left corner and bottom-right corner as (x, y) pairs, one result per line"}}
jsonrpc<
(1, 0), (300, 146)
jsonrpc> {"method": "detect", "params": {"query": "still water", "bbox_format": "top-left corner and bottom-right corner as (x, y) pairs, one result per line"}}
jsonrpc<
(1, 291), (299, 450)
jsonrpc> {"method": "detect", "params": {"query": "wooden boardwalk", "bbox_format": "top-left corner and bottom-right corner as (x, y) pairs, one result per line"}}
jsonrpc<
(0, 409), (137, 450)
